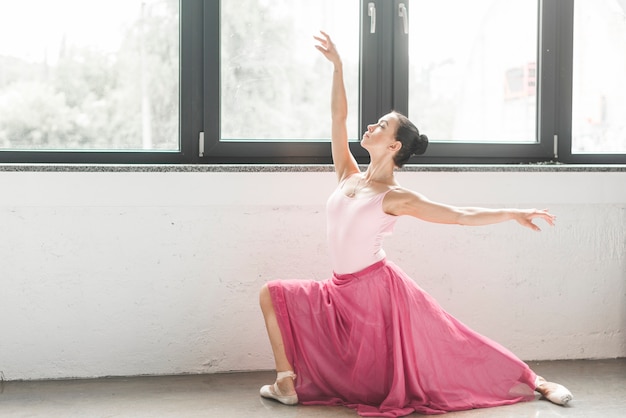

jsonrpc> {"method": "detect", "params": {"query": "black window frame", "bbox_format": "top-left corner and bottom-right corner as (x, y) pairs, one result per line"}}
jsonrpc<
(0, 0), (624, 165)
(201, 0), (561, 164)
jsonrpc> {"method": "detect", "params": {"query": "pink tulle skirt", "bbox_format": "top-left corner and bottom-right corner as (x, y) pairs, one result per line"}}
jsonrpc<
(267, 259), (536, 417)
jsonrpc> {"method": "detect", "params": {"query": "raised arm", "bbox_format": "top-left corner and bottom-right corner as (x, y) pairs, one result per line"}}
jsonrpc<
(314, 31), (359, 182)
(384, 188), (556, 232)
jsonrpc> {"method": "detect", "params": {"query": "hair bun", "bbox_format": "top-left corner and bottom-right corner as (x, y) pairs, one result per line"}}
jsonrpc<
(392, 112), (428, 167)
(412, 134), (429, 156)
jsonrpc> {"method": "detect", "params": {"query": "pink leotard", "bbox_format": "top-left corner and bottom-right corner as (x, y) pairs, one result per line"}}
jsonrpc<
(326, 179), (397, 274)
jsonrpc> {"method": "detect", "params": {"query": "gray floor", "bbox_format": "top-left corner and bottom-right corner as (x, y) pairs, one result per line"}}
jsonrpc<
(1, 359), (624, 418)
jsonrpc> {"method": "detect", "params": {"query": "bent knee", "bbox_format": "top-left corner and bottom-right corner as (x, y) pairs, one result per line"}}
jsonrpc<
(259, 284), (272, 309)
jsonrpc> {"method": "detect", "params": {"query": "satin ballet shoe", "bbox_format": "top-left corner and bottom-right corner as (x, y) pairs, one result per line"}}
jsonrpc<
(535, 376), (573, 406)
(260, 370), (298, 405)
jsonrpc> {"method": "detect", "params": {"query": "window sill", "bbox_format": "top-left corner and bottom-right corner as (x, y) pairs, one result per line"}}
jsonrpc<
(1, 163), (626, 173)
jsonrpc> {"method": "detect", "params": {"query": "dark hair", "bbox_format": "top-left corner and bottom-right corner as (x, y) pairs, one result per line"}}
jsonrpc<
(392, 112), (428, 168)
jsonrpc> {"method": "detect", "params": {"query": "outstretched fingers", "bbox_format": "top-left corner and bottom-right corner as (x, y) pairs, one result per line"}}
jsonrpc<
(518, 209), (556, 231)
(535, 208), (556, 227)
(313, 30), (331, 45)
(313, 30), (340, 63)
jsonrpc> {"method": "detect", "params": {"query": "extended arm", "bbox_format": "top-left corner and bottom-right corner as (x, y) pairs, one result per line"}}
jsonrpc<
(314, 31), (359, 182)
(384, 188), (556, 231)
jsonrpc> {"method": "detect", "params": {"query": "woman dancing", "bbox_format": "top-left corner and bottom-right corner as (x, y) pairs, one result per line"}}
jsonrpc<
(259, 31), (573, 417)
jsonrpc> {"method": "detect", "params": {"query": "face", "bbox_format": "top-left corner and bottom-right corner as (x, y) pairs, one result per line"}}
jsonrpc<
(361, 112), (401, 154)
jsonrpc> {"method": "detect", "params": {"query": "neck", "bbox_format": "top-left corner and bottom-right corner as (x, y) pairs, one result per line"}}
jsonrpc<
(364, 158), (396, 184)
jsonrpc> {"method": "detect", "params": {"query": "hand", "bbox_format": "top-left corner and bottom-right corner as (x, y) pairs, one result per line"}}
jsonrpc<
(514, 208), (556, 232)
(314, 31), (341, 66)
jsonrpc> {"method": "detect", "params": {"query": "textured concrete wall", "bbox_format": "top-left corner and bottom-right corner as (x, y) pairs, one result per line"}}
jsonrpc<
(0, 170), (624, 380)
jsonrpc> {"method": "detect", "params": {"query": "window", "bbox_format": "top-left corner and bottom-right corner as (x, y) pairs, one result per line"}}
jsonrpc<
(408, 1), (538, 143)
(201, 0), (554, 163)
(0, 0), (624, 164)
(201, 0), (363, 163)
(570, 0), (626, 156)
(0, 0), (181, 163)
(220, 0), (359, 142)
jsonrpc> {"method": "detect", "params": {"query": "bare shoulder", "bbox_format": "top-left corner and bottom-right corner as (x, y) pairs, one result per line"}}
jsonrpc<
(383, 187), (428, 215)
(385, 186), (427, 201)
(383, 187), (449, 219)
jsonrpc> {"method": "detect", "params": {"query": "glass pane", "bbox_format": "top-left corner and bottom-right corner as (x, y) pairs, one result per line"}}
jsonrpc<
(408, 0), (538, 143)
(572, 0), (626, 154)
(0, 1), (179, 151)
(220, 0), (359, 141)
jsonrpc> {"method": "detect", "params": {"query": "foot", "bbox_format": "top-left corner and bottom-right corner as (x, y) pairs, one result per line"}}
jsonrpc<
(260, 371), (298, 405)
(535, 376), (573, 406)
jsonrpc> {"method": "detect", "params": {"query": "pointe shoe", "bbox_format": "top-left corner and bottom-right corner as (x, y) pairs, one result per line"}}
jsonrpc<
(535, 376), (573, 406)
(260, 370), (298, 405)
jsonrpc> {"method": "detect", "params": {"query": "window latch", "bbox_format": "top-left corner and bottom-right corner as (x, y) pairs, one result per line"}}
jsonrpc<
(368, 3), (376, 34)
(399, 3), (408, 35)
(199, 131), (205, 157)
(554, 134), (558, 159)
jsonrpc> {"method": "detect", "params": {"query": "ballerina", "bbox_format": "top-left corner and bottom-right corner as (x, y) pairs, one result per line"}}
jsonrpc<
(258, 31), (572, 417)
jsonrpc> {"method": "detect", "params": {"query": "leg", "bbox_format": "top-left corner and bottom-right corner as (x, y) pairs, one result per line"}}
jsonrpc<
(260, 284), (293, 372)
(259, 284), (296, 399)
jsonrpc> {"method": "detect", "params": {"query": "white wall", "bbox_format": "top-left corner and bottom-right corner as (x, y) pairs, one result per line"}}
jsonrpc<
(0, 168), (624, 381)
